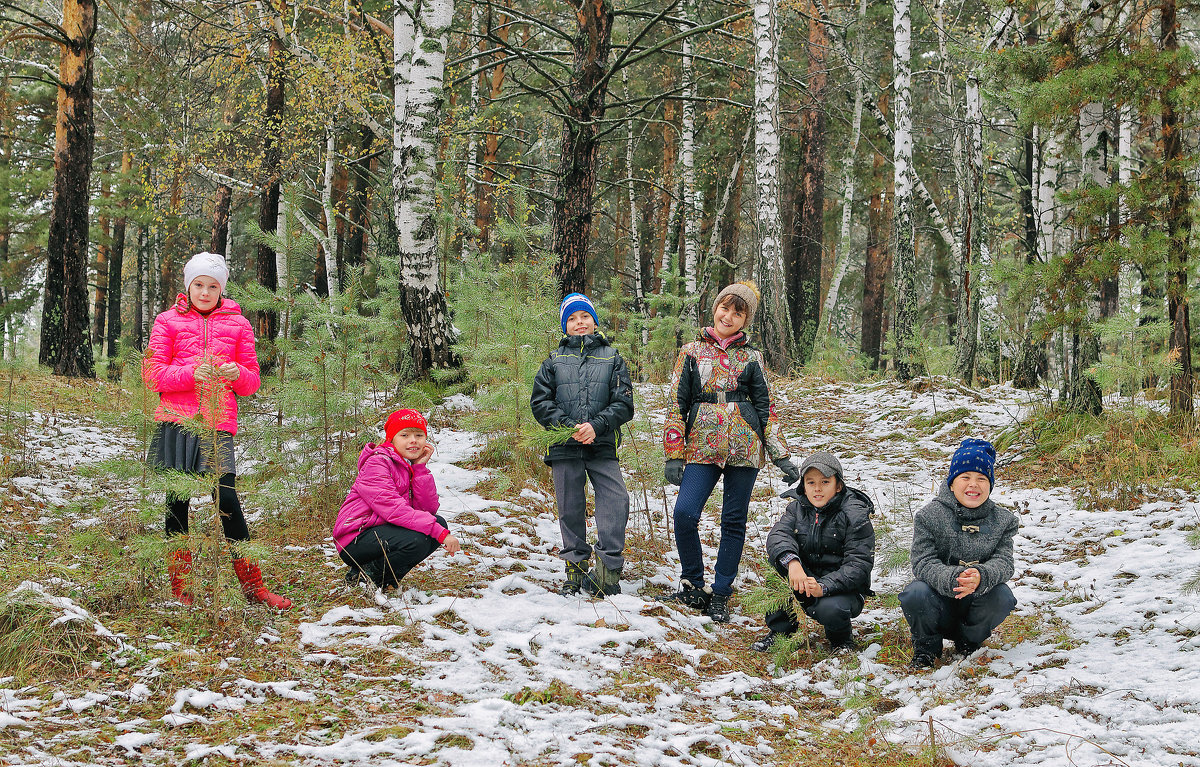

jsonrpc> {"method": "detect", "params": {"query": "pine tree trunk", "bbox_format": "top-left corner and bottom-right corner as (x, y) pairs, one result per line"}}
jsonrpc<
(393, 0), (459, 375)
(255, 37), (286, 349)
(133, 223), (146, 350)
(550, 0), (614, 295)
(753, 0), (792, 367)
(1012, 50), (1045, 390)
(345, 125), (373, 287)
(40, 0), (96, 378)
(1161, 0), (1193, 417)
(891, 0), (920, 381)
(861, 69), (891, 371)
(92, 176), (109, 345)
(787, 7), (828, 366)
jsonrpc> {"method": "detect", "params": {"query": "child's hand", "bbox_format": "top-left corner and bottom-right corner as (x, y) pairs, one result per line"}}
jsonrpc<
(803, 578), (824, 598)
(442, 534), (461, 555)
(787, 560), (808, 591)
(194, 362), (217, 382)
(573, 422), (596, 445)
(217, 362), (240, 380)
(413, 443), (434, 465)
(954, 567), (981, 598)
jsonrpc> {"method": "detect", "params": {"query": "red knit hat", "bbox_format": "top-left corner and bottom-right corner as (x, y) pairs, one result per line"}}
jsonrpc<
(384, 409), (427, 443)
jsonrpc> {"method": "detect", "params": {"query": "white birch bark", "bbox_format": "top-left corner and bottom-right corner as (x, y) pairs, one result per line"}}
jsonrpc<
(463, 3), (479, 259)
(1117, 4), (1138, 306)
(680, 5), (699, 307)
(275, 191), (288, 289)
(294, 131), (341, 303)
(892, 0), (919, 379)
(753, 0), (790, 362)
(704, 121), (752, 276)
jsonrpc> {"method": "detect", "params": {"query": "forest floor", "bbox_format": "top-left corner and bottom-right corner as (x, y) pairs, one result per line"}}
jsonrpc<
(2, 370), (1199, 766)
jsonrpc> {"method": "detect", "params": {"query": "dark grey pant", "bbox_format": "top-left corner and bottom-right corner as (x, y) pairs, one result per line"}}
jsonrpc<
(899, 579), (1017, 655)
(552, 457), (630, 571)
(339, 517), (447, 589)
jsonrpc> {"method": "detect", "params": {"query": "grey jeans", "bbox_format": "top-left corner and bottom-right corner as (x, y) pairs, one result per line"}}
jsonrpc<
(552, 457), (630, 571)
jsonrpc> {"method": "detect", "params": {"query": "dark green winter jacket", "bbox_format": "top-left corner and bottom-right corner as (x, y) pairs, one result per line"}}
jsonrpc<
(530, 332), (634, 463)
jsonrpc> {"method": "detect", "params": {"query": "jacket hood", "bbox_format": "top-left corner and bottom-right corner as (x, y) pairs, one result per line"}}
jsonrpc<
(172, 292), (244, 316)
(780, 484), (875, 516)
(356, 442), (407, 470)
(932, 482), (994, 521)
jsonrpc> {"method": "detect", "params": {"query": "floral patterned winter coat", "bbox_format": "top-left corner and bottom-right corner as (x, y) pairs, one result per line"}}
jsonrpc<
(663, 329), (789, 469)
(143, 294), (261, 435)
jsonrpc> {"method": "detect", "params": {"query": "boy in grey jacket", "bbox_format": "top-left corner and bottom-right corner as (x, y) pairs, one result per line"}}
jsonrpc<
(900, 438), (1018, 669)
(530, 293), (634, 597)
(752, 452), (875, 653)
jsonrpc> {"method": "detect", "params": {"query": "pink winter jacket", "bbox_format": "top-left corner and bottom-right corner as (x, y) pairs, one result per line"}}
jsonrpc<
(143, 294), (262, 435)
(332, 443), (446, 551)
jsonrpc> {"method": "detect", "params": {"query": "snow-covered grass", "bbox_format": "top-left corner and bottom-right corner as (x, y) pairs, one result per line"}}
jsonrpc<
(2, 369), (1199, 766)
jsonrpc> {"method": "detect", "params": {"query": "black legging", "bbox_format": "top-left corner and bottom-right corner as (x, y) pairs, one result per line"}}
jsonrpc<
(165, 472), (250, 542)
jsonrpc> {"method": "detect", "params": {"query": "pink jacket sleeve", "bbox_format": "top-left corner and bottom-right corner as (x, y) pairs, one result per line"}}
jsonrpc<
(358, 453), (448, 541)
(409, 464), (441, 515)
(229, 316), (261, 397)
(143, 316), (196, 393)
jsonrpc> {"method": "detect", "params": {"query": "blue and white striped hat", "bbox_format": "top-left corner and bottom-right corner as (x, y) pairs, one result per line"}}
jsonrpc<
(559, 293), (598, 333)
(947, 438), (996, 487)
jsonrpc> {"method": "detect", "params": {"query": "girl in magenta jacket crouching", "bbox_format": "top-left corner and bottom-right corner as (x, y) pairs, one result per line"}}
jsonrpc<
(333, 409), (461, 595)
(143, 252), (291, 609)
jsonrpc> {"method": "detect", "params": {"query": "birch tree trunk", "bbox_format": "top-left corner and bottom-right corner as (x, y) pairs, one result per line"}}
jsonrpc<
(891, 0), (920, 381)
(40, 0), (96, 378)
(623, 69), (647, 337)
(680, 2), (699, 312)
(393, 0), (459, 374)
(92, 176), (110, 345)
(550, 0), (614, 295)
(753, 0), (791, 367)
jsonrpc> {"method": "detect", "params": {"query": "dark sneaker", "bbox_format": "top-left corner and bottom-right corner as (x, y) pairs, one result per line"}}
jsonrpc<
(751, 631), (782, 652)
(658, 580), (712, 611)
(561, 561), (587, 596)
(345, 568), (367, 587)
(909, 650), (939, 670)
(954, 640), (982, 657)
(707, 594), (731, 623)
(830, 637), (862, 654)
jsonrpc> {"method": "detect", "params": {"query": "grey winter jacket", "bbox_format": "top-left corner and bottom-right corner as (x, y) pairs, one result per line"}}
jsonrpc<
(910, 484), (1018, 598)
(530, 332), (634, 463)
(766, 485), (876, 597)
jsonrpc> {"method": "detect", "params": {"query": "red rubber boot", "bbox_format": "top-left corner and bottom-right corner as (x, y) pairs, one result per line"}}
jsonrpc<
(167, 550), (194, 606)
(231, 557), (293, 609)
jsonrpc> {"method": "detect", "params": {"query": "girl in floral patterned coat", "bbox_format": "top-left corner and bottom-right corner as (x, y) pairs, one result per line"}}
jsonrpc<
(660, 281), (798, 622)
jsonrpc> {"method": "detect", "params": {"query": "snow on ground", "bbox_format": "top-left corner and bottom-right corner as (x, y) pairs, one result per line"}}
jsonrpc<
(2, 378), (1199, 766)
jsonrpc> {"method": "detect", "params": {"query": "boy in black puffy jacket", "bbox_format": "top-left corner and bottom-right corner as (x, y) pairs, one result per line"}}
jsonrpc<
(530, 293), (635, 597)
(752, 452), (875, 653)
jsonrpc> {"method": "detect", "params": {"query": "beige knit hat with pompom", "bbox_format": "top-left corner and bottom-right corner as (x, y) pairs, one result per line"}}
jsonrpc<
(712, 280), (761, 328)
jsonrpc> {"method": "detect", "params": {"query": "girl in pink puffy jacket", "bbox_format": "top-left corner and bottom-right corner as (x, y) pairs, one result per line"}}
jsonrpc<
(333, 409), (461, 597)
(143, 252), (291, 609)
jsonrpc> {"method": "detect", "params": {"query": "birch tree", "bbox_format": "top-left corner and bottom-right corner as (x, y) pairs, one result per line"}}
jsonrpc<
(891, 0), (919, 381)
(394, 0), (459, 374)
(679, 0), (699, 311)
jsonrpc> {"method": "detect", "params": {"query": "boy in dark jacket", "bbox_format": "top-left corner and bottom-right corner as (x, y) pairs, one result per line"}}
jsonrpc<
(753, 452), (875, 653)
(530, 293), (635, 597)
(900, 438), (1018, 669)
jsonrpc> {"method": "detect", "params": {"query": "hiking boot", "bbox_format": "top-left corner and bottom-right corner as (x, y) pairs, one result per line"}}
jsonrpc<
(585, 559), (622, 598)
(657, 579), (712, 611)
(561, 560), (588, 596)
(953, 640), (982, 657)
(909, 650), (939, 670)
(751, 631), (782, 653)
(707, 593), (731, 623)
(830, 637), (862, 654)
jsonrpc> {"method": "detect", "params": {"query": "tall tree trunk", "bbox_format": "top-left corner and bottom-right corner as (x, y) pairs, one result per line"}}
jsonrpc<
(862, 137), (892, 371)
(40, 0), (96, 378)
(393, 0), (459, 374)
(256, 36), (286, 348)
(753, 0), (792, 367)
(623, 69), (647, 333)
(653, 101), (678, 292)
(344, 125), (374, 287)
(92, 175), (110, 345)
(1012, 52), (1045, 389)
(133, 222), (146, 350)
(891, 0), (920, 381)
(787, 6), (828, 366)
(1161, 0), (1193, 417)
(550, 0), (614, 295)
(105, 152), (129, 360)
(951, 70), (983, 383)
(679, 0), (699, 313)
(474, 0), (511, 253)
(705, 121), (752, 294)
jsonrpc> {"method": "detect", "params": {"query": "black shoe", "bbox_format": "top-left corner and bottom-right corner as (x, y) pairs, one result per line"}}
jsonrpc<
(658, 580), (712, 611)
(830, 637), (862, 654)
(751, 631), (782, 652)
(909, 650), (939, 670)
(954, 640), (982, 657)
(707, 594), (731, 623)
(345, 568), (367, 587)
(560, 561), (587, 596)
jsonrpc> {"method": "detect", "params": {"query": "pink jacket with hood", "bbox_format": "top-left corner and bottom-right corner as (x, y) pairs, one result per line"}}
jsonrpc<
(333, 442), (445, 551)
(143, 294), (261, 435)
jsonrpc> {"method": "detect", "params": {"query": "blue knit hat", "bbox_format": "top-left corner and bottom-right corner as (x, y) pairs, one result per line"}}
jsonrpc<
(560, 293), (598, 333)
(947, 438), (996, 487)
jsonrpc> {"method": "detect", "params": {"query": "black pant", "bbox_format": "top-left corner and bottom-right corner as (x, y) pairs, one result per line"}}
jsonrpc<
(339, 518), (447, 589)
(765, 591), (864, 646)
(899, 580), (1017, 655)
(165, 472), (250, 542)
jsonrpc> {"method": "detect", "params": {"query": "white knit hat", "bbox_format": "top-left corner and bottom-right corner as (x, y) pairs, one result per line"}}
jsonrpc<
(183, 252), (229, 293)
